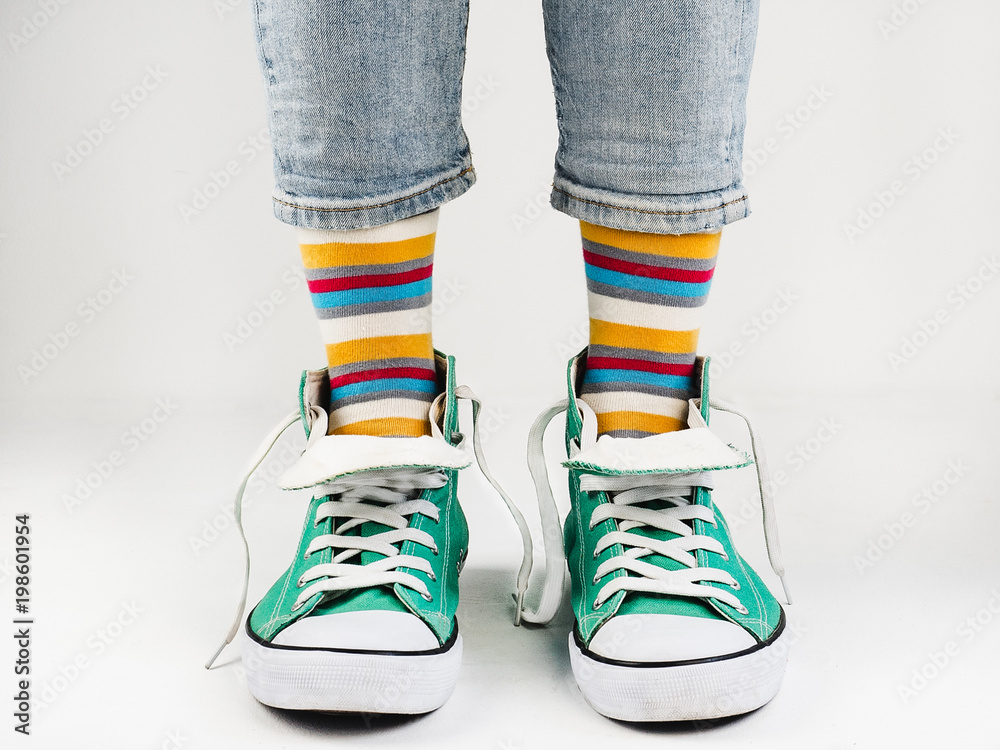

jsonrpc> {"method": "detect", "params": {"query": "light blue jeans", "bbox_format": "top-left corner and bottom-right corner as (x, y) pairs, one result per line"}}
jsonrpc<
(252, 0), (759, 233)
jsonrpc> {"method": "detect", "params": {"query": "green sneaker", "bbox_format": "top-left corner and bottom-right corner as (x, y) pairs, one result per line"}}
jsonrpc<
(516, 348), (791, 721)
(206, 351), (529, 713)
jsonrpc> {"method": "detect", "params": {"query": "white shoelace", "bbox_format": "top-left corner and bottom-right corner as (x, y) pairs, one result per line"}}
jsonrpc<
(292, 468), (447, 608)
(515, 397), (791, 626)
(205, 385), (532, 669)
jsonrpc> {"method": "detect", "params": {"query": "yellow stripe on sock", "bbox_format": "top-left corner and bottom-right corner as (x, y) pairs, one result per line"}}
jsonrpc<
(589, 319), (698, 354)
(300, 233), (435, 269)
(580, 221), (720, 260)
(326, 333), (433, 367)
(597, 410), (685, 435)
(331, 417), (431, 437)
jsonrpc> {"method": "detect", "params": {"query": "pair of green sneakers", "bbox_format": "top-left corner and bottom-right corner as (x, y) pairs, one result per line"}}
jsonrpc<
(206, 349), (790, 721)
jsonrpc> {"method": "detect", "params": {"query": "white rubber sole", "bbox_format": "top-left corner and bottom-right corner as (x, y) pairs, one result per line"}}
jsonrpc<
(241, 627), (462, 713)
(569, 627), (789, 722)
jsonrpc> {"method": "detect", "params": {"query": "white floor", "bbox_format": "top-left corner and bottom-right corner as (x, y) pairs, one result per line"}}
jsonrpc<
(2, 391), (997, 748)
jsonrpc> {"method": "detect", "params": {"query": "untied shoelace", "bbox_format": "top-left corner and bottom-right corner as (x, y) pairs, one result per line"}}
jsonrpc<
(205, 385), (534, 668)
(513, 396), (791, 626)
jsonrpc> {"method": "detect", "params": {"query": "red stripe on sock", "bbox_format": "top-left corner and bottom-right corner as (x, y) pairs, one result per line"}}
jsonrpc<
(328, 366), (437, 389)
(583, 250), (714, 283)
(585, 357), (695, 377)
(307, 264), (433, 294)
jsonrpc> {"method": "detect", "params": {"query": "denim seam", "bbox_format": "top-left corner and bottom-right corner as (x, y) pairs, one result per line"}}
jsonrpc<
(273, 166), (476, 214)
(725, 0), (750, 186)
(552, 185), (747, 217)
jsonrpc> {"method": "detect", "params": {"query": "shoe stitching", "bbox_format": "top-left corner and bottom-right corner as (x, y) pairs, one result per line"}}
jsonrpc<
(438, 474), (455, 630)
(706, 501), (768, 639)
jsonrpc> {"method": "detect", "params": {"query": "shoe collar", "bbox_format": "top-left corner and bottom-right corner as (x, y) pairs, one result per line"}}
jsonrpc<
(563, 348), (750, 475)
(279, 350), (470, 490)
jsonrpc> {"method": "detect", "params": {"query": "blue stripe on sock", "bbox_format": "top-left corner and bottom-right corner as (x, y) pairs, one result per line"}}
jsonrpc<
(311, 278), (432, 309)
(584, 265), (711, 299)
(583, 368), (694, 392)
(331, 377), (438, 400)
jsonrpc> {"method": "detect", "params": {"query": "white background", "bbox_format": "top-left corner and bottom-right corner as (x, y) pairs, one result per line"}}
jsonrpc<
(1, 0), (999, 747)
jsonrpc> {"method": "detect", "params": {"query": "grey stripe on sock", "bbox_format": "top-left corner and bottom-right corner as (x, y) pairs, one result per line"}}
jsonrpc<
(331, 388), (437, 410)
(326, 356), (436, 380)
(603, 429), (657, 439)
(586, 280), (707, 308)
(305, 256), (432, 281)
(586, 345), (696, 366)
(315, 293), (431, 319)
(582, 237), (717, 271)
(580, 380), (693, 401)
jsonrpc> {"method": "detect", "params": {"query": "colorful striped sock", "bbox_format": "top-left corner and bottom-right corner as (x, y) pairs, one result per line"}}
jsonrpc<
(578, 220), (719, 438)
(297, 210), (439, 438)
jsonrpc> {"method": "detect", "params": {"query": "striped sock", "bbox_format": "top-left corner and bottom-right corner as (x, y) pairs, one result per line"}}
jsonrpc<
(578, 220), (719, 438)
(297, 210), (440, 438)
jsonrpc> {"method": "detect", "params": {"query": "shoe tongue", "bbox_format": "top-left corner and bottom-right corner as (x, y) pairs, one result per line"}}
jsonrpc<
(278, 434), (471, 490)
(564, 427), (751, 475)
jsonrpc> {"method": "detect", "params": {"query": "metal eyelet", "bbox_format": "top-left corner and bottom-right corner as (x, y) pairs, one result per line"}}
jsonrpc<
(592, 600), (601, 611)
(421, 592), (434, 602)
(428, 571), (436, 582)
(431, 546), (440, 556)
(730, 581), (741, 591)
(735, 604), (749, 615)
(721, 552), (730, 562)
(296, 576), (305, 588)
(290, 601), (303, 612)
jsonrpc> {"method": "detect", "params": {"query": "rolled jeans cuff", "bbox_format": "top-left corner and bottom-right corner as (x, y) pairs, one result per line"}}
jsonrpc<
(549, 176), (751, 235)
(271, 162), (476, 231)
